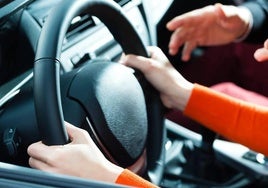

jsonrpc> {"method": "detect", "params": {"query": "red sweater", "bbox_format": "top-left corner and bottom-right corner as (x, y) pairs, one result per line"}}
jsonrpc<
(115, 84), (268, 187)
(185, 84), (268, 156)
(116, 169), (158, 187)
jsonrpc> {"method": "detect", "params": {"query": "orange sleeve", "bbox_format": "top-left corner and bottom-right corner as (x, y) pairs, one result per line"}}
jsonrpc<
(115, 169), (158, 188)
(184, 84), (268, 156)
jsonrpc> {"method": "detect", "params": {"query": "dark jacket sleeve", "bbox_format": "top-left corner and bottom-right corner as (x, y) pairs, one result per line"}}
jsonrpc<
(242, 0), (268, 43)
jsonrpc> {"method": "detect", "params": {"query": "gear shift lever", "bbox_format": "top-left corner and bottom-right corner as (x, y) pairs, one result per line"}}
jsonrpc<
(200, 127), (217, 153)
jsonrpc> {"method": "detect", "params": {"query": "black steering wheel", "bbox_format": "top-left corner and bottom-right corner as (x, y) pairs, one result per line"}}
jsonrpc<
(34, 0), (165, 184)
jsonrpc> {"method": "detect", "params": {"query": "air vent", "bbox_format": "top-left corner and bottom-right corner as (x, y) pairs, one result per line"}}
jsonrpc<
(114, 0), (131, 6)
(66, 14), (95, 41)
(66, 0), (131, 40)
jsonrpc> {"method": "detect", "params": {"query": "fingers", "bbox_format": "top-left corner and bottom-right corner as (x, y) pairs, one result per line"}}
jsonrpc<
(182, 41), (197, 62)
(166, 8), (202, 31)
(254, 39), (268, 62)
(28, 156), (52, 170)
(168, 28), (198, 60)
(64, 121), (81, 141)
(166, 16), (185, 31)
(120, 46), (170, 73)
(254, 48), (268, 62)
(147, 46), (169, 62)
(27, 141), (64, 169)
(27, 141), (51, 162)
(264, 39), (268, 49)
(64, 122), (93, 145)
(166, 7), (211, 57)
(168, 28), (186, 56)
(119, 53), (153, 73)
(27, 122), (91, 165)
(167, 12), (199, 57)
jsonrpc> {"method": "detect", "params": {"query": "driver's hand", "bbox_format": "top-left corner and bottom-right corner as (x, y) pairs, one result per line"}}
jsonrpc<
(166, 3), (251, 61)
(254, 39), (268, 62)
(27, 122), (123, 182)
(119, 46), (193, 111)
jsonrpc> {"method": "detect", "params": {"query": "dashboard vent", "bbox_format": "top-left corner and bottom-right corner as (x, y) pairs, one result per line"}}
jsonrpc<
(114, 0), (131, 6)
(66, 13), (95, 41)
(64, 0), (131, 45)
(65, 0), (130, 41)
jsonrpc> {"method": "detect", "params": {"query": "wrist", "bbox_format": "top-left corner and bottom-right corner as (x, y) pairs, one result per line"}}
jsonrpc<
(103, 162), (124, 183)
(234, 6), (253, 42)
(172, 79), (193, 111)
(86, 159), (124, 183)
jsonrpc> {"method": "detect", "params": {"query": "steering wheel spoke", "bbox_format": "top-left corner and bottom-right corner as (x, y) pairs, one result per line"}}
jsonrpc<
(34, 0), (165, 183)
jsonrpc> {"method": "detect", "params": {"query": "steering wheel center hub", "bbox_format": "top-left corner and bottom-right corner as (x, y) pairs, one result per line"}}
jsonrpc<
(68, 61), (148, 166)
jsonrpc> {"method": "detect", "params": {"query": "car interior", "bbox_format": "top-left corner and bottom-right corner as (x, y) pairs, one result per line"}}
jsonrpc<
(0, 0), (268, 187)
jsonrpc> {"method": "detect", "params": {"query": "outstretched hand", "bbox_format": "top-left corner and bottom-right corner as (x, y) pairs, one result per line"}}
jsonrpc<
(120, 46), (193, 111)
(27, 122), (123, 182)
(166, 3), (251, 61)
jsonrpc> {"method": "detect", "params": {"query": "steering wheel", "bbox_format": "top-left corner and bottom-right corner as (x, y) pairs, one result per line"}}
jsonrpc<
(34, 0), (165, 184)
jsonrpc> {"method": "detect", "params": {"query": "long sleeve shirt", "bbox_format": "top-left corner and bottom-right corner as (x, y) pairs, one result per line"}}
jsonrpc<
(243, 0), (268, 43)
(114, 83), (268, 187)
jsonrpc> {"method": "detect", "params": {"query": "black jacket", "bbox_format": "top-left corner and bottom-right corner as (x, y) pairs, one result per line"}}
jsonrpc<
(243, 0), (268, 43)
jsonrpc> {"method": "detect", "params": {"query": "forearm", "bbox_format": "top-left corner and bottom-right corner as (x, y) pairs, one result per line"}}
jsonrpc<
(184, 84), (268, 156)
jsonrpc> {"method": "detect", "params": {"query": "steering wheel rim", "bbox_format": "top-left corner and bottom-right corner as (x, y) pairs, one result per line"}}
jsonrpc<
(34, 0), (165, 184)
(34, 0), (148, 145)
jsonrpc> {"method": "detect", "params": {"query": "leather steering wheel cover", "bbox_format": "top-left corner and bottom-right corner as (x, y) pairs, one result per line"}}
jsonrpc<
(35, 0), (148, 60)
(34, 0), (165, 181)
(34, 0), (148, 145)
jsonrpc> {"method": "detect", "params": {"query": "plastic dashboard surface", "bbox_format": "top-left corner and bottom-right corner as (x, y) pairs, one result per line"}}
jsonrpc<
(0, 0), (34, 24)
(25, 0), (149, 72)
(0, 1), (150, 187)
(0, 162), (129, 188)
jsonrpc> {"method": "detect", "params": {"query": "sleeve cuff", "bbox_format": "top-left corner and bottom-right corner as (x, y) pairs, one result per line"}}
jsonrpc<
(115, 169), (158, 188)
(233, 6), (253, 42)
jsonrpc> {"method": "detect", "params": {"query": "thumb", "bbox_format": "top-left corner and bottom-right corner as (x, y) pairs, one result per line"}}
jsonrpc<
(65, 122), (77, 136)
(64, 122), (83, 143)
(65, 121), (93, 145)
(214, 3), (229, 29)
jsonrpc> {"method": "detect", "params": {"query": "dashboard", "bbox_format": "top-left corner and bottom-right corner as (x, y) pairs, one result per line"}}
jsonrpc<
(0, 0), (173, 81)
(0, 1), (268, 187)
(0, 0), (147, 102)
(0, 1), (171, 185)
(0, 0), (33, 24)
(25, 0), (150, 72)
(0, 0), (173, 164)
(0, 0), (174, 108)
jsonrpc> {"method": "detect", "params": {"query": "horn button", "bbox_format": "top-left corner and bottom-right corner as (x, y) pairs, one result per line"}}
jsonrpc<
(68, 61), (148, 167)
